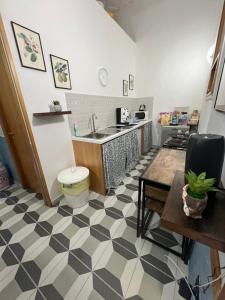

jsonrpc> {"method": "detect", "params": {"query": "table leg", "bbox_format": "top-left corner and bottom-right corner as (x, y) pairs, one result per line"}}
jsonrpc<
(137, 178), (142, 237)
(182, 236), (194, 264)
(141, 181), (146, 238)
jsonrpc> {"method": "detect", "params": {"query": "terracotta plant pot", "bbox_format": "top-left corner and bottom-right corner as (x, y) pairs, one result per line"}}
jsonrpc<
(182, 184), (208, 219)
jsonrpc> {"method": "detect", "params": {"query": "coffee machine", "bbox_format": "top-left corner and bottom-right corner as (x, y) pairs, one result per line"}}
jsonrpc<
(116, 107), (130, 124)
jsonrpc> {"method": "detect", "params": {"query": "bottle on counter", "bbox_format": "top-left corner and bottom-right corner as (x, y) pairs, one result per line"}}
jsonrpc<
(74, 124), (80, 137)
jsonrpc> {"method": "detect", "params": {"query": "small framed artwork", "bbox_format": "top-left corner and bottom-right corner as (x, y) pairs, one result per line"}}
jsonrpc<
(123, 80), (128, 96)
(50, 55), (72, 90)
(129, 74), (134, 90)
(11, 22), (46, 71)
(215, 58), (225, 113)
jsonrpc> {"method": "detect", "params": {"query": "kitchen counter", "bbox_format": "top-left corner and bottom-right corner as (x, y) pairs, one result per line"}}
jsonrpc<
(72, 119), (152, 144)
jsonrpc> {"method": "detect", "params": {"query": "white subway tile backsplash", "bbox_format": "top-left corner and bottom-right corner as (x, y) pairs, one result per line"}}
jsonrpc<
(65, 93), (153, 136)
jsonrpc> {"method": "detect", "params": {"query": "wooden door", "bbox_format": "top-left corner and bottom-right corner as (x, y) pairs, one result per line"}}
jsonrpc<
(0, 17), (51, 206)
(0, 39), (40, 192)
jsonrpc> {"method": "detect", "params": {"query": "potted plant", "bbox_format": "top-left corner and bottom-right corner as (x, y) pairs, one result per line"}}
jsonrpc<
(50, 100), (62, 112)
(182, 170), (218, 219)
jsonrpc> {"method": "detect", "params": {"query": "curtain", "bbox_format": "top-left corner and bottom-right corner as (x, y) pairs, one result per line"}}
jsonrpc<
(103, 134), (126, 189)
(143, 122), (152, 153)
(125, 130), (139, 172)
(103, 130), (139, 189)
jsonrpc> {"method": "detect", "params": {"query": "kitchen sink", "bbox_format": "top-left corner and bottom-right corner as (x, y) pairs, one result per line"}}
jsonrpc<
(124, 124), (136, 128)
(108, 125), (126, 129)
(82, 132), (110, 139)
(108, 125), (127, 130)
(98, 128), (121, 134)
(108, 124), (137, 130)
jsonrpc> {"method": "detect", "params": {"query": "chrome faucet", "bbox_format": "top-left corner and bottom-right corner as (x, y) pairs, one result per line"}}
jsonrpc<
(91, 113), (98, 133)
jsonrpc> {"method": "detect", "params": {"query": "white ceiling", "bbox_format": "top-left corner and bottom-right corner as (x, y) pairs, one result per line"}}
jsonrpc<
(101, 0), (132, 11)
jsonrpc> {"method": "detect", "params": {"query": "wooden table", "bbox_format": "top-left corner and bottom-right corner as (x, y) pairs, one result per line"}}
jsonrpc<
(137, 148), (225, 264)
(162, 171), (225, 253)
(137, 148), (188, 260)
(141, 148), (185, 186)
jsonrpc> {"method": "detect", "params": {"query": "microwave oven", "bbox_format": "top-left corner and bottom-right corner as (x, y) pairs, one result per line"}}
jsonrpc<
(131, 111), (149, 121)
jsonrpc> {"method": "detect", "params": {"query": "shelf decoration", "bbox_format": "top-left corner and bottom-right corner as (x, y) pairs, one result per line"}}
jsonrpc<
(98, 67), (108, 87)
(49, 100), (62, 112)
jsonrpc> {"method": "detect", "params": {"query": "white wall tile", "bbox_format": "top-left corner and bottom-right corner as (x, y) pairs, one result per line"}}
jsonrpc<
(66, 93), (153, 135)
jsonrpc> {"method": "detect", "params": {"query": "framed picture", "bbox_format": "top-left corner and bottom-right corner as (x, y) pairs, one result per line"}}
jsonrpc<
(50, 55), (72, 90)
(129, 74), (134, 90)
(123, 80), (128, 96)
(215, 58), (225, 113)
(11, 22), (46, 71)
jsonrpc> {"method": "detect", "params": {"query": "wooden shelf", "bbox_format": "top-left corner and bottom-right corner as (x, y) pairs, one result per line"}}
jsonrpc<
(33, 111), (72, 117)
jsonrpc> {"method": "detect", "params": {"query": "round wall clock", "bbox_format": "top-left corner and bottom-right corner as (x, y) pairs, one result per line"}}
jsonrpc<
(98, 67), (108, 87)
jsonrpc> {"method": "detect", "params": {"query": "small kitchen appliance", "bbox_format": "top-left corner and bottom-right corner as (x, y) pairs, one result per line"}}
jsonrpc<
(131, 111), (149, 122)
(139, 104), (146, 111)
(116, 107), (130, 124)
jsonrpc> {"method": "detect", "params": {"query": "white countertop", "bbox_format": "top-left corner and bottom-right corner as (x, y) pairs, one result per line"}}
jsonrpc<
(160, 124), (189, 128)
(72, 119), (152, 144)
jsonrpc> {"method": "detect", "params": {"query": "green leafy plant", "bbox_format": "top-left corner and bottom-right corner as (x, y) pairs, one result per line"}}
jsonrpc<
(185, 170), (219, 199)
(53, 100), (60, 105)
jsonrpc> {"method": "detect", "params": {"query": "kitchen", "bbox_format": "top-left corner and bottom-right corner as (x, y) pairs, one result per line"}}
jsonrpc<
(0, 0), (225, 299)
(67, 94), (153, 195)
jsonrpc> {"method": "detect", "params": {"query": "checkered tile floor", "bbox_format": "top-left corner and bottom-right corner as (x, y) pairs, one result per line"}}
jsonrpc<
(0, 148), (187, 299)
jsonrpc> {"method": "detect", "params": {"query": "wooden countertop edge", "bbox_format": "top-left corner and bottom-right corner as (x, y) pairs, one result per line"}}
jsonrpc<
(160, 219), (225, 253)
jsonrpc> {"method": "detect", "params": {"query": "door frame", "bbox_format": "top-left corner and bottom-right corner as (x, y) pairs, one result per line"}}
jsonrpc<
(0, 16), (52, 206)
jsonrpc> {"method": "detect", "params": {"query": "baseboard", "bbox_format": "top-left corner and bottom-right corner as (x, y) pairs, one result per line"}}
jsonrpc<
(51, 194), (64, 206)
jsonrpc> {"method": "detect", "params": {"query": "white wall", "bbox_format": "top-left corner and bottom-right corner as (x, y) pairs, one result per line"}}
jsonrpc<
(203, 105), (225, 184)
(200, 37), (225, 275)
(199, 37), (225, 185)
(116, 0), (223, 144)
(0, 0), (136, 201)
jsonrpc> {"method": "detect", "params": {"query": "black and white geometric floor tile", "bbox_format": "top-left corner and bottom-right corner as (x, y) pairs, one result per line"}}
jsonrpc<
(0, 148), (187, 299)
